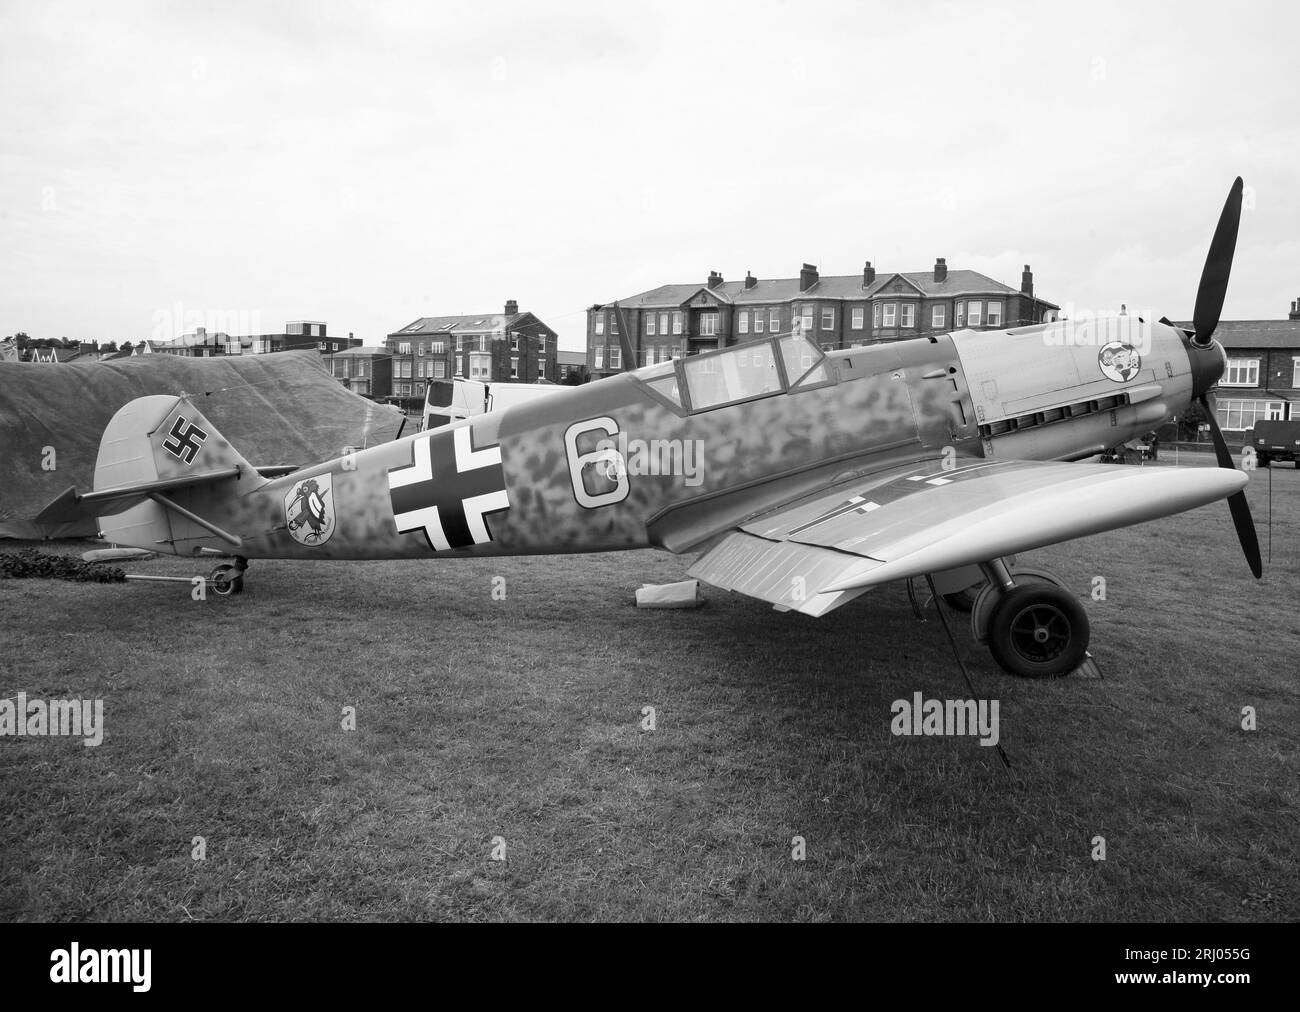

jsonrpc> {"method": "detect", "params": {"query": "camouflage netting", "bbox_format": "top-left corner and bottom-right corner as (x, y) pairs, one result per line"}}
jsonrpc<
(0, 350), (405, 539)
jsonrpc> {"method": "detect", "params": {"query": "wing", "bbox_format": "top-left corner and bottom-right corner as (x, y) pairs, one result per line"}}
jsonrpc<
(687, 456), (1246, 617)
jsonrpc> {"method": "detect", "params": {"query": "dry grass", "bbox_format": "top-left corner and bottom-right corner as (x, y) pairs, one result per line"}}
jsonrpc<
(1, 457), (1296, 921)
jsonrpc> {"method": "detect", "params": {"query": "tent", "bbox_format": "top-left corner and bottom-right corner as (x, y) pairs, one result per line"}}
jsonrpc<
(0, 350), (405, 539)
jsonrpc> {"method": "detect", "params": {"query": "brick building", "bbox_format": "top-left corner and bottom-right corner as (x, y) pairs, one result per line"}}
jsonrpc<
(384, 300), (558, 399)
(1178, 298), (1300, 431)
(586, 261), (1057, 379)
(328, 346), (393, 399)
(152, 321), (360, 357)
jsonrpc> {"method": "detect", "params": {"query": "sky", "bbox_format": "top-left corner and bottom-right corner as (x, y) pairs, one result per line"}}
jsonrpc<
(2, 0), (1298, 350)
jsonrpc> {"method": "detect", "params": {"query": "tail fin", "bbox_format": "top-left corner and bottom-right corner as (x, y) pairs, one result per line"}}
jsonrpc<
(36, 395), (264, 551)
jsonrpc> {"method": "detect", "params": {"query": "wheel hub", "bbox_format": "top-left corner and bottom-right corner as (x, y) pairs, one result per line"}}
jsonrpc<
(1009, 604), (1070, 662)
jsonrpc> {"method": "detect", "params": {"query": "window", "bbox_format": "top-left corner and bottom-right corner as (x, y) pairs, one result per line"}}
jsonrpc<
(738, 310), (749, 335)
(883, 303), (896, 327)
(901, 304), (915, 328)
(754, 310), (764, 334)
(1217, 399), (1284, 430)
(594, 346), (604, 368)
(873, 303), (881, 327)
(700, 312), (718, 337)
(648, 314), (657, 336)
(822, 306), (834, 330)
(595, 315), (604, 336)
(987, 300), (1002, 327)
(955, 302), (965, 327)
(672, 312), (682, 335)
(511, 357), (519, 378)
(646, 346), (656, 366)
(469, 353), (491, 379)
(456, 336), (464, 352)
(510, 334), (519, 351)
(968, 301), (983, 326)
(609, 346), (621, 369)
(398, 342), (411, 354)
(433, 361), (445, 379)
(800, 304), (814, 332)
(851, 307), (864, 330)
(432, 341), (445, 354)
(932, 305), (946, 328)
(767, 308), (778, 333)
(1293, 358), (1300, 388)
(454, 357), (463, 377)
(478, 336), (487, 352)
(683, 340), (784, 411)
(659, 312), (669, 336)
(1224, 359), (1259, 386)
(417, 343), (425, 356)
(611, 315), (619, 335)
(398, 361), (412, 379)
(777, 333), (828, 388)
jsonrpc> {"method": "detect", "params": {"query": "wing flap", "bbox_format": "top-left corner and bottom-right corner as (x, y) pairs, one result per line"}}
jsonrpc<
(687, 531), (875, 617)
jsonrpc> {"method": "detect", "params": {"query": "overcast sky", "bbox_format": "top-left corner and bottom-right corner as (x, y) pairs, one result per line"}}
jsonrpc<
(3, 0), (1297, 349)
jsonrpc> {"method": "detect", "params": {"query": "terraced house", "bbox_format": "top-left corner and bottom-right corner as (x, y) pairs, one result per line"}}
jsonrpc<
(1177, 297), (1300, 431)
(586, 261), (1058, 378)
(385, 300), (558, 399)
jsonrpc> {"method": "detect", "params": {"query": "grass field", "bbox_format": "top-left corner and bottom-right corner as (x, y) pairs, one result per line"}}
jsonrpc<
(1, 458), (1297, 922)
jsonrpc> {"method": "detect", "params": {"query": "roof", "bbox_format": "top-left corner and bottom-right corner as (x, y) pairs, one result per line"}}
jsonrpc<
(614, 269), (1056, 309)
(1173, 319), (1300, 351)
(388, 313), (525, 338)
(556, 350), (587, 366)
(333, 346), (390, 357)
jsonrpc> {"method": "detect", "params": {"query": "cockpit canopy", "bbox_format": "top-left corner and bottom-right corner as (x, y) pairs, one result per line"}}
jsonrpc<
(633, 333), (829, 413)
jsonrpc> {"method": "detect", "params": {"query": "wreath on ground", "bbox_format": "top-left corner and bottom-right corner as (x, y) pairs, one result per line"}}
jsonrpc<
(0, 549), (126, 583)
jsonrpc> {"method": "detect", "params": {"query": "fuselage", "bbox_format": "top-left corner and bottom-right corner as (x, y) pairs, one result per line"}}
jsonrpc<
(171, 319), (1202, 562)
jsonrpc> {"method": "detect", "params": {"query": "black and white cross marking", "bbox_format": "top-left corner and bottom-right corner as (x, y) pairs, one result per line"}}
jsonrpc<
(787, 494), (882, 536)
(387, 424), (510, 551)
(161, 415), (208, 465)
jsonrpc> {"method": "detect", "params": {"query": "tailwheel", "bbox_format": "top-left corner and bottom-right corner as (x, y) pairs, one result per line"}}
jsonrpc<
(987, 584), (1088, 678)
(208, 563), (244, 597)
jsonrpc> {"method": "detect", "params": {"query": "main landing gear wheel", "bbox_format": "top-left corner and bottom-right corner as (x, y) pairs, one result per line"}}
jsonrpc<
(208, 563), (244, 597)
(987, 584), (1089, 678)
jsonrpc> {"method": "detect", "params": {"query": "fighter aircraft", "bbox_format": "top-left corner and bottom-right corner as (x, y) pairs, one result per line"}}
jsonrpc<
(38, 179), (1259, 678)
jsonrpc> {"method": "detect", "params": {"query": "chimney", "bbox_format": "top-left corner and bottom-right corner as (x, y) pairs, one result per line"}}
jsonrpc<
(934, 257), (947, 283)
(1021, 265), (1034, 298)
(799, 263), (819, 292)
(1290, 298), (1300, 321)
(863, 261), (875, 286)
(744, 271), (757, 290)
(505, 299), (518, 316)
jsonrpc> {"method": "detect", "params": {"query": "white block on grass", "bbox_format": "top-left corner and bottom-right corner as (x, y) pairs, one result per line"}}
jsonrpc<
(635, 579), (703, 609)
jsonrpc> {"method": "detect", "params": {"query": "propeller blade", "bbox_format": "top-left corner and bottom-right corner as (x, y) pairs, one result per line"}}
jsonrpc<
(1199, 393), (1263, 578)
(1192, 177), (1243, 347)
(612, 301), (636, 373)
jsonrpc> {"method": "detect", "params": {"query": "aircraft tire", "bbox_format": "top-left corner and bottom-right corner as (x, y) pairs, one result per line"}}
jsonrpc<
(209, 565), (244, 597)
(987, 584), (1088, 678)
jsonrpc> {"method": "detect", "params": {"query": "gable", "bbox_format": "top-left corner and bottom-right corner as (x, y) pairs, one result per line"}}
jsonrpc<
(872, 274), (926, 298)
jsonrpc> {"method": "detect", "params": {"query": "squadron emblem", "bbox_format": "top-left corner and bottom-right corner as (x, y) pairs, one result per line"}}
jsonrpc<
(1098, 342), (1141, 383)
(285, 474), (335, 546)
